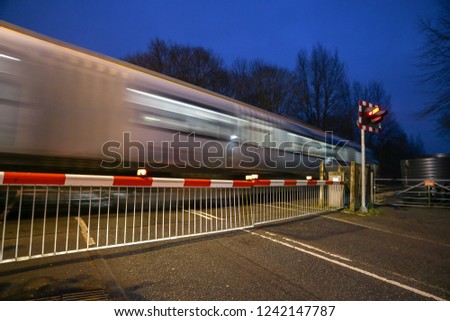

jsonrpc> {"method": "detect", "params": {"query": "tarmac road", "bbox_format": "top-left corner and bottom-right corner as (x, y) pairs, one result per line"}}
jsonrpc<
(0, 206), (449, 300)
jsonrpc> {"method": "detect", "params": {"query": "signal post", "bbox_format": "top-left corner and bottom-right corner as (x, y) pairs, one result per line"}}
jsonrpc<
(357, 100), (387, 212)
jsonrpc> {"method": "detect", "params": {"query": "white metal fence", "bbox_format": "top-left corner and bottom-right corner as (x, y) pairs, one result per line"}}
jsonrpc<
(0, 172), (344, 264)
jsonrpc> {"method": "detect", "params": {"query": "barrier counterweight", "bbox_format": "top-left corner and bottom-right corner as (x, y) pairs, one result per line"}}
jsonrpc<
(0, 172), (344, 264)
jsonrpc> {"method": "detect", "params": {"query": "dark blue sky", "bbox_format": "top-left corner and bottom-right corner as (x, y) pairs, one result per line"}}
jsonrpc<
(2, 0), (448, 153)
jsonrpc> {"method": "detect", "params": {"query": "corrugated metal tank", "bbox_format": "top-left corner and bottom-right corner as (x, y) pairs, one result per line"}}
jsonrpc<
(401, 154), (450, 179)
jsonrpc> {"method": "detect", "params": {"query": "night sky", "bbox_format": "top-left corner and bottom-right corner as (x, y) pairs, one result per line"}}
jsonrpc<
(1, 0), (448, 154)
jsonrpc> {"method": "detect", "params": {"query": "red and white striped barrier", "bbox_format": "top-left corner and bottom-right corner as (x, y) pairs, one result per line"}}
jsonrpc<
(0, 172), (344, 188)
(253, 179), (344, 186)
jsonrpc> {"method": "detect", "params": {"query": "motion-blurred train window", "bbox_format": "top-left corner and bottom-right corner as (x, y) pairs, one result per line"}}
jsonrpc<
(126, 87), (237, 140)
(0, 81), (21, 145)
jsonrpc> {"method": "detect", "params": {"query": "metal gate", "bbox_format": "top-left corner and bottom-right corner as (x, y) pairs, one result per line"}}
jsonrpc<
(0, 172), (344, 264)
(375, 178), (450, 207)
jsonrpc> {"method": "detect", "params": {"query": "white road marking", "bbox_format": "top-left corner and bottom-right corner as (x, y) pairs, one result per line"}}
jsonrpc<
(278, 235), (352, 262)
(75, 217), (96, 246)
(247, 230), (445, 301)
(184, 210), (224, 221)
(263, 204), (299, 212)
(278, 202), (306, 209)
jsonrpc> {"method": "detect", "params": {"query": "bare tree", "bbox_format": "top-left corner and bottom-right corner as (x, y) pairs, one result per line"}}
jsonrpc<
(229, 59), (294, 114)
(228, 59), (254, 107)
(293, 44), (350, 131)
(124, 38), (229, 94)
(418, 0), (450, 136)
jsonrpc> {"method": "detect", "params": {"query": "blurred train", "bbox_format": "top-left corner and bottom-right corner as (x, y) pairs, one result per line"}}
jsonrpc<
(0, 21), (369, 179)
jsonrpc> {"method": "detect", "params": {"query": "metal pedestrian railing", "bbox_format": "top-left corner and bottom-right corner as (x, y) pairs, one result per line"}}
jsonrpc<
(0, 172), (344, 264)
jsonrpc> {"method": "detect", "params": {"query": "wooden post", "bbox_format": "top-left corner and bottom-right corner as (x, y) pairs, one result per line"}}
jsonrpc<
(319, 162), (325, 207)
(350, 161), (356, 211)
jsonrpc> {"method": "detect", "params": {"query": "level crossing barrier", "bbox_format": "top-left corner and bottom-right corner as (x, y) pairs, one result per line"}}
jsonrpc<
(0, 172), (344, 264)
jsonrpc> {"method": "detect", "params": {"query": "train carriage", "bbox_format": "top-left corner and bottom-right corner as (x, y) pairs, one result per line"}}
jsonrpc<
(0, 21), (367, 179)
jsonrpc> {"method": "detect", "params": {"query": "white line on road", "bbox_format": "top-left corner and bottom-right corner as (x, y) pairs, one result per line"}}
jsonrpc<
(247, 230), (445, 301)
(184, 210), (224, 221)
(75, 217), (96, 246)
(278, 202), (306, 209)
(263, 204), (299, 212)
(278, 235), (352, 262)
